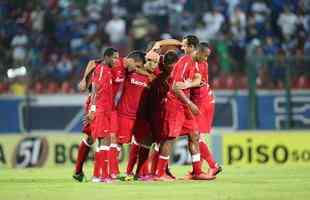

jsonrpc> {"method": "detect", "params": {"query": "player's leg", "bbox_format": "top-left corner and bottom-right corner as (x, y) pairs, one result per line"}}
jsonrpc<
(109, 111), (120, 179)
(149, 142), (160, 175)
(199, 134), (222, 176)
(187, 132), (215, 180)
(73, 134), (94, 182)
(154, 139), (175, 181)
(135, 144), (151, 180)
(126, 137), (139, 176)
(200, 100), (222, 176)
(133, 120), (153, 179)
(97, 136), (112, 182)
(109, 132), (120, 179)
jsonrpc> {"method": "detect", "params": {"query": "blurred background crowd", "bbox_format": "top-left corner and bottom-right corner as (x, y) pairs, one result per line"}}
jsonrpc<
(0, 0), (310, 95)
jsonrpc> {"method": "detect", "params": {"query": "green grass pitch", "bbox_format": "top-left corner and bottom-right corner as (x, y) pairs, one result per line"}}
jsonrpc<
(1, 164), (310, 200)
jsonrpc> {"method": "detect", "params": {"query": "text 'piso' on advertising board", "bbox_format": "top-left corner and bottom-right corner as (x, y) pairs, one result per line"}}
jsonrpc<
(221, 131), (310, 166)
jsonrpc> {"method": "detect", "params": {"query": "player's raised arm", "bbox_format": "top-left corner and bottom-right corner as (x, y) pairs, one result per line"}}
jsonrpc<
(150, 39), (182, 54)
(78, 60), (97, 92)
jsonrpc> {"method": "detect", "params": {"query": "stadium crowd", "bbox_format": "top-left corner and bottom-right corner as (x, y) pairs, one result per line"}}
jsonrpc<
(0, 0), (310, 95)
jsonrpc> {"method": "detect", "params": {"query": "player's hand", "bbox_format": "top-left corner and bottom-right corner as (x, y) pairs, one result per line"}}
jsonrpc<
(78, 79), (87, 92)
(148, 73), (156, 81)
(174, 80), (191, 90)
(188, 102), (200, 116)
(88, 111), (95, 121)
(82, 114), (90, 125)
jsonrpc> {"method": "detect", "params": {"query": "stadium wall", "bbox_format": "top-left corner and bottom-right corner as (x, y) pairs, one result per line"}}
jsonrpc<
(1, 90), (310, 133)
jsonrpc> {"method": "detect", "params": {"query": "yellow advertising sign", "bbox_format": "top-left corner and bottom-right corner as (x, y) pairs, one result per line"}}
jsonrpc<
(222, 132), (310, 166)
(0, 133), (132, 169)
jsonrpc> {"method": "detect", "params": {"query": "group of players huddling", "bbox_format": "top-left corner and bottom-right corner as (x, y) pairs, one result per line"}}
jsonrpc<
(73, 35), (222, 183)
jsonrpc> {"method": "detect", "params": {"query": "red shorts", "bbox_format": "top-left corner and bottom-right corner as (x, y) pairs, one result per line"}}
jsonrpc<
(158, 104), (186, 142)
(194, 95), (215, 134)
(91, 112), (112, 139)
(180, 117), (198, 136)
(133, 118), (151, 144)
(117, 115), (135, 144)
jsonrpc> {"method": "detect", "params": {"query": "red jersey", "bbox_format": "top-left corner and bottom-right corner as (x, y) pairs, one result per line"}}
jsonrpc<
(117, 71), (151, 119)
(165, 54), (195, 107)
(111, 58), (125, 105)
(191, 61), (211, 101)
(92, 63), (113, 113)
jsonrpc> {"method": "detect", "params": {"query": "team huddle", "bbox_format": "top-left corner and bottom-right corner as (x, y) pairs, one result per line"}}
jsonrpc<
(73, 35), (222, 182)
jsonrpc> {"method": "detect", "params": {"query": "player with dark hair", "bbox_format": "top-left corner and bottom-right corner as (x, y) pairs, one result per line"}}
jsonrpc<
(89, 47), (119, 183)
(133, 50), (179, 180)
(152, 35), (206, 181)
(177, 42), (222, 178)
(117, 50), (158, 177)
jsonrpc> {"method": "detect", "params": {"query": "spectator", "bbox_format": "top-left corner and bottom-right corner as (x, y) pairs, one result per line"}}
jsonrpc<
(251, 0), (271, 34)
(277, 6), (298, 40)
(31, 7), (44, 32)
(263, 36), (278, 56)
(105, 15), (126, 45)
(230, 6), (246, 42)
(55, 54), (73, 82)
(11, 30), (28, 66)
(203, 7), (225, 40)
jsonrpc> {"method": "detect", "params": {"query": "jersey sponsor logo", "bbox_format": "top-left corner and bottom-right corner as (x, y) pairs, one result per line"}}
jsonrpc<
(114, 77), (124, 83)
(130, 78), (148, 87)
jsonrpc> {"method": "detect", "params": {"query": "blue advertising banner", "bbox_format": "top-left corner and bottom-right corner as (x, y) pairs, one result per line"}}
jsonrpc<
(1, 90), (310, 133)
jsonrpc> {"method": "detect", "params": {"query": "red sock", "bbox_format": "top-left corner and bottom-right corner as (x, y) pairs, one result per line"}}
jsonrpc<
(126, 143), (139, 175)
(100, 146), (110, 179)
(150, 144), (160, 175)
(192, 153), (202, 175)
(199, 141), (216, 168)
(109, 144), (119, 175)
(155, 155), (169, 177)
(136, 146), (150, 176)
(75, 139), (91, 173)
(93, 148), (101, 177)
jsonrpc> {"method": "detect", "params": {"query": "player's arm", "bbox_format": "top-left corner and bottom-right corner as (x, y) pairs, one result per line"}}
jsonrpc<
(87, 83), (97, 121)
(135, 68), (156, 81)
(78, 60), (97, 92)
(172, 84), (200, 115)
(174, 73), (202, 90)
(151, 39), (182, 52)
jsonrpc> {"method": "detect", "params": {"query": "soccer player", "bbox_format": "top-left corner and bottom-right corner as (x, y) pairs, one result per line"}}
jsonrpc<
(109, 57), (125, 179)
(153, 35), (210, 181)
(116, 51), (154, 177)
(134, 50), (179, 180)
(75, 56), (125, 181)
(175, 42), (222, 177)
(89, 47), (119, 183)
(73, 63), (96, 182)
(128, 51), (161, 179)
